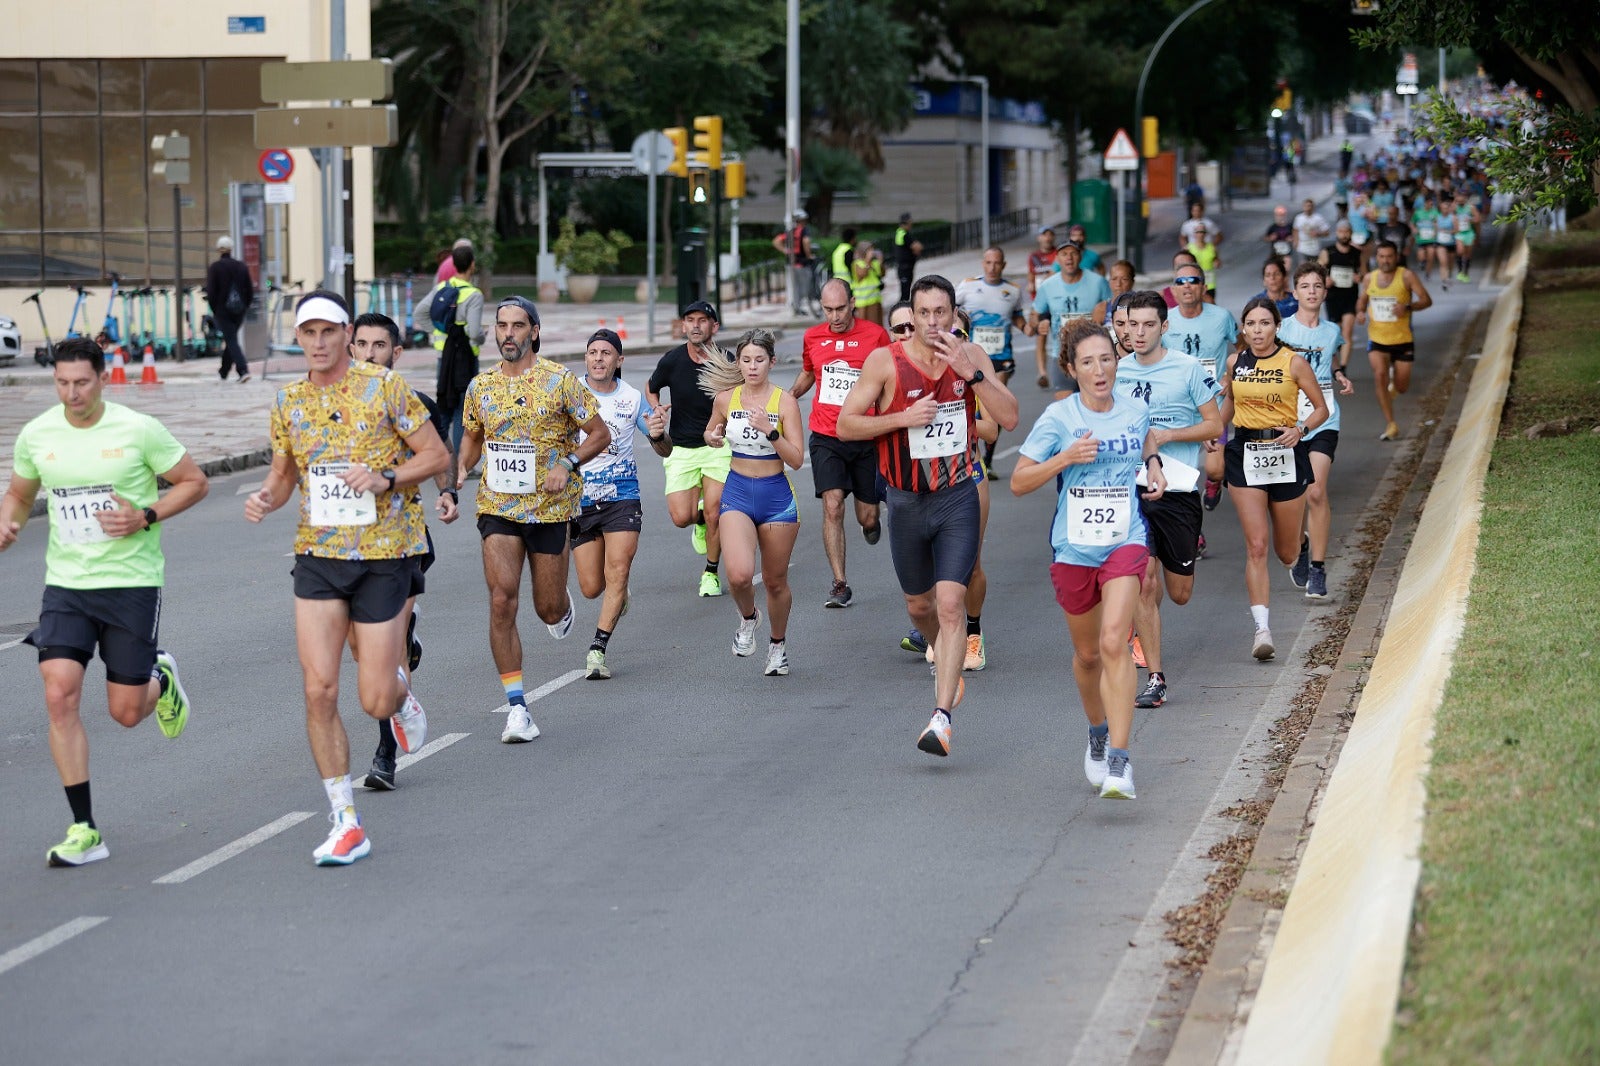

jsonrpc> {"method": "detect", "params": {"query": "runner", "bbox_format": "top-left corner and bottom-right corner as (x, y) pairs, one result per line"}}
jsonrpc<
(647, 300), (736, 597)
(1097, 259), (1137, 332)
(956, 246), (1031, 471)
(2, 336), (208, 866)
(1030, 243), (1112, 393)
(1319, 220), (1365, 368)
(1027, 227), (1058, 388)
(1449, 190), (1481, 283)
(457, 295), (611, 744)
(1162, 266), (1239, 508)
(1012, 319), (1167, 798)
(1291, 197), (1330, 270)
(1410, 191), (1443, 283)
(1279, 263), (1354, 602)
(349, 312), (459, 791)
(703, 329), (805, 676)
(1218, 296), (1329, 660)
(791, 278), (889, 609)
(1262, 205), (1295, 263)
(837, 276), (1019, 756)
(245, 291), (450, 865)
(1256, 257), (1298, 319)
(1183, 222), (1222, 302)
(954, 306), (999, 672)
(884, 300), (931, 657)
(571, 328), (672, 680)
(1067, 223), (1106, 276)
(1113, 293), (1224, 709)
(1355, 240), (1432, 441)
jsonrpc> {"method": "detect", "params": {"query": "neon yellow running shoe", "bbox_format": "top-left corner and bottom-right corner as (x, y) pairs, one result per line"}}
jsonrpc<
(152, 650), (190, 739)
(47, 822), (109, 867)
(691, 522), (708, 555)
(698, 570), (724, 597)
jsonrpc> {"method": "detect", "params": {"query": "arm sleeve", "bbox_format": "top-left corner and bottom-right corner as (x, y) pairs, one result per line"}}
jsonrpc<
(461, 290), (485, 345)
(461, 378), (483, 437)
(635, 394), (655, 436)
(387, 373), (431, 437)
(647, 351), (673, 395)
(1032, 288), (1049, 315)
(563, 372), (593, 428)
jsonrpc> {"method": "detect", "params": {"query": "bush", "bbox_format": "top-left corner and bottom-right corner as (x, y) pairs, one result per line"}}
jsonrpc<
(553, 218), (634, 275)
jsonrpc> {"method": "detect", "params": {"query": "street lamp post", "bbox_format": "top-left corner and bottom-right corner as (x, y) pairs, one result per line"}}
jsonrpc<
(1132, 0), (1218, 271)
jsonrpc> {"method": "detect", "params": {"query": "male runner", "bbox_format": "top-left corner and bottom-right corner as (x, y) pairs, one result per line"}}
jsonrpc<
(1162, 268), (1240, 508)
(955, 246), (1031, 470)
(349, 312), (460, 790)
(245, 291), (450, 865)
(2, 337), (208, 866)
(1356, 240), (1432, 441)
(1030, 242), (1111, 392)
(791, 278), (889, 608)
(647, 300), (735, 597)
(1291, 197), (1330, 269)
(837, 276), (1019, 757)
(1113, 293), (1223, 708)
(458, 296), (611, 744)
(1027, 227), (1058, 388)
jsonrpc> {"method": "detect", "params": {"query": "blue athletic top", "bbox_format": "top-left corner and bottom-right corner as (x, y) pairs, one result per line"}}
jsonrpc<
(1111, 348), (1218, 479)
(955, 276), (1026, 363)
(1019, 394), (1150, 568)
(579, 378), (655, 505)
(1277, 315), (1343, 436)
(1033, 271), (1113, 361)
(1161, 303), (1238, 380)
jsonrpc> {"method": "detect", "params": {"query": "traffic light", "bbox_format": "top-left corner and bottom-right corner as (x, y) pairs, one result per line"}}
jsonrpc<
(665, 126), (689, 178)
(150, 131), (191, 185)
(723, 160), (746, 200)
(1273, 86), (1293, 113)
(693, 114), (723, 171)
(1141, 117), (1159, 158)
(690, 170), (711, 204)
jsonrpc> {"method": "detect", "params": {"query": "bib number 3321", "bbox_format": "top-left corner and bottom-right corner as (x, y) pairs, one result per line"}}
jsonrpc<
(1243, 442), (1294, 486)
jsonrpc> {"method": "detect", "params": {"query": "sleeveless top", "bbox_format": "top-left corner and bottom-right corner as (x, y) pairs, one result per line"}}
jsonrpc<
(727, 384), (784, 460)
(876, 341), (977, 493)
(1230, 346), (1299, 430)
(1364, 269), (1412, 346)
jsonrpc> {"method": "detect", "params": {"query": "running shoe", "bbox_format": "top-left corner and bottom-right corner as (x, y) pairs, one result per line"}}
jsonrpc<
(313, 811), (370, 866)
(1196, 532), (1208, 559)
(825, 580), (853, 608)
(1203, 478), (1223, 511)
(733, 609), (762, 656)
(1135, 674), (1168, 708)
(1084, 733), (1108, 788)
(364, 752), (396, 791)
(547, 592), (575, 639)
(917, 710), (952, 757)
(501, 705), (540, 743)
(863, 521), (882, 545)
(964, 633), (987, 671)
(585, 648), (610, 680)
(1290, 537), (1310, 589)
(1100, 754), (1136, 800)
(1306, 567), (1329, 600)
(1456, 271), (1469, 283)
(406, 605), (422, 673)
(47, 822), (108, 867)
(1130, 633), (1147, 670)
(764, 641), (790, 676)
(900, 628), (928, 655)
(691, 522), (708, 555)
(1380, 421), (1399, 441)
(151, 650), (190, 739)
(390, 669), (427, 754)
(1252, 627), (1276, 661)
(698, 571), (724, 597)
(1036, 374), (1049, 389)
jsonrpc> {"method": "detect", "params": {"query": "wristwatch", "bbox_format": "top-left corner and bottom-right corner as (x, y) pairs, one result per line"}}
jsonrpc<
(766, 428), (781, 442)
(442, 488), (459, 502)
(381, 470), (397, 492)
(1295, 422), (1308, 436)
(966, 369), (986, 387)
(142, 507), (159, 529)
(557, 452), (579, 473)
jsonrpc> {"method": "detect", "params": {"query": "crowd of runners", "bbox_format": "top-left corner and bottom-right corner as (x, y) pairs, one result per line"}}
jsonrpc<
(2, 128), (1496, 866)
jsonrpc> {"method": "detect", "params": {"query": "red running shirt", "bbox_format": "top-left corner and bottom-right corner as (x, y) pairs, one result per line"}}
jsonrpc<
(876, 342), (978, 494)
(802, 318), (890, 436)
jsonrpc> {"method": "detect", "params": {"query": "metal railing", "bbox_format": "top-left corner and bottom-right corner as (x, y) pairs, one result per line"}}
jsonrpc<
(919, 207), (1042, 259)
(725, 258), (790, 312)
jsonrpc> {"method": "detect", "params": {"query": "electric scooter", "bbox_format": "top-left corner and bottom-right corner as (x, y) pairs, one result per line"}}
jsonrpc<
(24, 290), (54, 366)
(100, 273), (122, 346)
(65, 285), (91, 339)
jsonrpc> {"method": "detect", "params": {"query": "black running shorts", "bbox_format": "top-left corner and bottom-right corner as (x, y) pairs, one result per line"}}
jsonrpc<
(27, 585), (161, 686)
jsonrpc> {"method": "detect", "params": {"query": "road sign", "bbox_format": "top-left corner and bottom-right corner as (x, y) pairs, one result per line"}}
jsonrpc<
(1104, 128), (1140, 171)
(258, 148), (294, 182)
(630, 130), (675, 176)
(254, 106), (399, 149)
(264, 183), (295, 204)
(260, 59), (394, 103)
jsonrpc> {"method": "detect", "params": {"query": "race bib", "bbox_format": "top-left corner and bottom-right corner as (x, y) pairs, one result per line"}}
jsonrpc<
(1297, 385), (1336, 423)
(485, 441), (540, 494)
(1272, 240), (1291, 256)
(50, 484), (116, 545)
(908, 400), (969, 459)
(1198, 356), (1217, 380)
(728, 409), (777, 457)
(1066, 485), (1131, 547)
(1417, 224), (1436, 242)
(1243, 442), (1294, 486)
(308, 463), (377, 526)
(1330, 266), (1355, 288)
(972, 325), (1006, 356)
(1370, 295), (1400, 323)
(818, 363), (859, 407)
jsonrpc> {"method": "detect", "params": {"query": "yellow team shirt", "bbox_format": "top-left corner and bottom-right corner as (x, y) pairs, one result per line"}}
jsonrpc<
(464, 358), (593, 524)
(1365, 269), (1413, 346)
(1230, 346), (1300, 430)
(269, 359), (432, 560)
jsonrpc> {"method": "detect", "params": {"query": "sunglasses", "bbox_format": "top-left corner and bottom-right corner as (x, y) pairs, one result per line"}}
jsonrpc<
(952, 328), (969, 341)
(890, 323), (915, 335)
(1174, 276), (1204, 285)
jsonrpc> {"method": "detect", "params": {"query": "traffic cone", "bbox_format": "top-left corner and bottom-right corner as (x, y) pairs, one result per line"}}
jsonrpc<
(109, 348), (129, 385)
(616, 316), (628, 341)
(139, 344), (161, 385)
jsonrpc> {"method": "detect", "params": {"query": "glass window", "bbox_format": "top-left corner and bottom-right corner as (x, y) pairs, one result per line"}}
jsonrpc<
(205, 114), (257, 230)
(0, 61), (37, 112)
(104, 231), (149, 282)
(146, 60), (201, 112)
(42, 117), (101, 230)
(103, 117), (147, 229)
(0, 232), (42, 284)
(205, 58), (264, 111)
(44, 232), (101, 282)
(151, 229), (212, 286)
(101, 60), (143, 112)
(0, 115), (41, 229)
(40, 61), (97, 113)
(148, 117), (202, 233)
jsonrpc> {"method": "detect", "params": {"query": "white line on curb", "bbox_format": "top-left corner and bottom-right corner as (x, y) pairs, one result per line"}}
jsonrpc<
(0, 917), (109, 977)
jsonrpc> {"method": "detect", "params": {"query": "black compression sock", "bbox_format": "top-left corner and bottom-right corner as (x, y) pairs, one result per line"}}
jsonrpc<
(592, 627), (613, 653)
(695, 508), (705, 526)
(705, 561), (719, 575)
(966, 615), (982, 636)
(65, 781), (94, 829)
(377, 717), (398, 758)
(1311, 561), (1325, 570)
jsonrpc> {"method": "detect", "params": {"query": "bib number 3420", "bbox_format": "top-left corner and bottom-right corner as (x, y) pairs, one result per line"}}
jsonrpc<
(908, 401), (969, 459)
(1243, 442), (1294, 486)
(308, 463), (377, 526)
(1066, 485), (1130, 547)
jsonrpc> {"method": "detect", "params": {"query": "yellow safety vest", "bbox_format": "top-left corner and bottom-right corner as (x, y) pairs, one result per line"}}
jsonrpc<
(851, 259), (883, 307)
(429, 276), (482, 354)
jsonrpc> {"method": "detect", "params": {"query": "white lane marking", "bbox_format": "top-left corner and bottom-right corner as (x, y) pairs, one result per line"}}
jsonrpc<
(489, 669), (584, 713)
(0, 917), (109, 977)
(0, 637), (27, 652)
(995, 443), (1021, 460)
(235, 481), (264, 495)
(394, 730), (468, 771)
(153, 812), (315, 884)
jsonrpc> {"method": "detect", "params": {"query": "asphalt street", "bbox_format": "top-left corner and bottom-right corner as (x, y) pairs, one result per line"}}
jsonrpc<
(0, 221), (1503, 1065)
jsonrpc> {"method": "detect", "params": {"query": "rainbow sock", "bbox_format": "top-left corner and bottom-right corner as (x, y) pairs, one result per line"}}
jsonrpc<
(501, 671), (525, 706)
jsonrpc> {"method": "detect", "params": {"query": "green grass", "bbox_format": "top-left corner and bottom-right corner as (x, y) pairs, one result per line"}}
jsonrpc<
(1388, 286), (1600, 1064)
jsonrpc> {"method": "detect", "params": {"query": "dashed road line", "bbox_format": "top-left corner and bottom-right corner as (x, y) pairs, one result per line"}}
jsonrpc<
(0, 917), (109, 978)
(489, 669), (583, 713)
(153, 812), (316, 884)
(394, 730), (469, 771)
(0, 637), (27, 652)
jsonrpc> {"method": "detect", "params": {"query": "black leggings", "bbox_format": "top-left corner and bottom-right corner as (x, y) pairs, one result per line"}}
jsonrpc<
(885, 479), (981, 595)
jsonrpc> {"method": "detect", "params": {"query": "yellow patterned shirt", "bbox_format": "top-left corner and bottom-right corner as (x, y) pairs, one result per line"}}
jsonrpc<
(464, 359), (594, 524)
(269, 359), (432, 560)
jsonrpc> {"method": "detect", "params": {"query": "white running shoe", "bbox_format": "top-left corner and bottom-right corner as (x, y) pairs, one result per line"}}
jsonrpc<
(917, 710), (952, 757)
(547, 592), (575, 639)
(1252, 627), (1276, 660)
(1100, 754), (1136, 800)
(732, 610), (762, 656)
(764, 641), (790, 676)
(391, 692), (428, 755)
(1084, 734), (1109, 788)
(313, 811), (370, 866)
(501, 705), (541, 743)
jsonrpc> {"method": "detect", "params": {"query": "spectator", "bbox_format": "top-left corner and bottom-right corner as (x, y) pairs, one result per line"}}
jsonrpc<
(205, 236), (254, 383)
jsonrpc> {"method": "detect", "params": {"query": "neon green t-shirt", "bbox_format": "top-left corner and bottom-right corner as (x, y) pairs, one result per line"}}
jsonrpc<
(12, 402), (188, 589)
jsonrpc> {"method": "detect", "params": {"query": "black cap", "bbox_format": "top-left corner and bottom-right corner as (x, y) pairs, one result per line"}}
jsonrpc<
(496, 294), (540, 326)
(899, 212), (913, 223)
(587, 327), (623, 354)
(682, 299), (719, 323)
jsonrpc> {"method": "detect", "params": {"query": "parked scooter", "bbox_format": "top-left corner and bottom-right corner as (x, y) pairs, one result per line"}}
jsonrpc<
(24, 290), (54, 366)
(65, 285), (92, 339)
(100, 273), (122, 346)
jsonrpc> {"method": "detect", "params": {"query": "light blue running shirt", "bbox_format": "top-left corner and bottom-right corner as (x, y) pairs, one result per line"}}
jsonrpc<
(1161, 303), (1238, 381)
(1033, 271), (1113, 362)
(1018, 394), (1150, 568)
(1111, 348), (1219, 478)
(955, 276), (1026, 364)
(1277, 315), (1343, 436)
